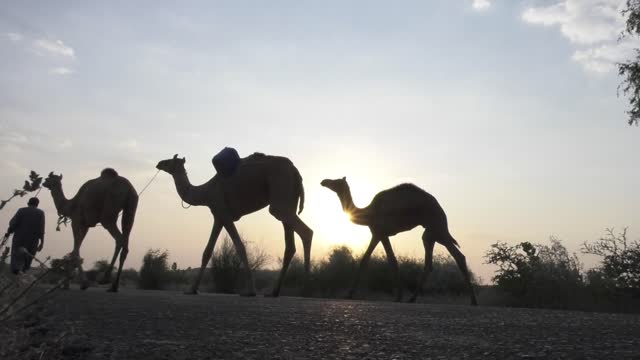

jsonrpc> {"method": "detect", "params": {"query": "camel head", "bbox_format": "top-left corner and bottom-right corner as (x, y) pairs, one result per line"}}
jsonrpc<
(156, 154), (186, 175)
(42, 172), (63, 190)
(320, 177), (349, 195)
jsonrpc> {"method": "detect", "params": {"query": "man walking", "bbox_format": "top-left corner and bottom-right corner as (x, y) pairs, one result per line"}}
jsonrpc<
(5, 197), (45, 274)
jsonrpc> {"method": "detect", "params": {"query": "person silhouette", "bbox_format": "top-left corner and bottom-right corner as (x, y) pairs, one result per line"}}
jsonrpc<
(5, 197), (45, 274)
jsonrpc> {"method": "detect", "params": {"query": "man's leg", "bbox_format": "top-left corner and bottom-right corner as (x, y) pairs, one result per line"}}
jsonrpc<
(10, 237), (24, 274)
(22, 242), (38, 272)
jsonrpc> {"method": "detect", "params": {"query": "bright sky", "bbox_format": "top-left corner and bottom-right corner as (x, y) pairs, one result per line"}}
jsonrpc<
(1, 1), (638, 283)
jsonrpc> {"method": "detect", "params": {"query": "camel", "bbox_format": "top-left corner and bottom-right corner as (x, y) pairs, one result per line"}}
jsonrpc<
(156, 153), (313, 297)
(320, 177), (477, 305)
(42, 169), (138, 292)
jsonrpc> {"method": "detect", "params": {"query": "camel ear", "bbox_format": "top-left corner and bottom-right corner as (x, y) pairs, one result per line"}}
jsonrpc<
(181, 157), (186, 163)
(173, 154), (178, 159)
(48, 171), (53, 177)
(60, 174), (63, 180)
(342, 176), (346, 181)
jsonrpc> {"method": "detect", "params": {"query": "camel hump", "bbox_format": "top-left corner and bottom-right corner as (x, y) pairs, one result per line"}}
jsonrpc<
(101, 168), (119, 178)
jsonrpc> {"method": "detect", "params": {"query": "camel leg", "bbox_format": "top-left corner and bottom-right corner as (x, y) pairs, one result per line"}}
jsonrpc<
(290, 216), (313, 276)
(187, 221), (222, 295)
(102, 224), (123, 284)
(443, 237), (478, 306)
(102, 223), (127, 292)
(408, 231), (436, 303)
(224, 222), (256, 296)
(347, 237), (379, 299)
(380, 237), (403, 302)
(288, 216), (313, 295)
(269, 204), (313, 295)
(70, 222), (89, 290)
(111, 236), (129, 293)
(269, 223), (296, 297)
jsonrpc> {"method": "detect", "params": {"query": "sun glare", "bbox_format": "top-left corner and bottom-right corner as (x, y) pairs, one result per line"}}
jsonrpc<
(310, 180), (380, 253)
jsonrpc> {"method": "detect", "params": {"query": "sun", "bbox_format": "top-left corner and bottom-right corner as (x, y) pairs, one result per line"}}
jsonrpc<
(309, 183), (377, 253)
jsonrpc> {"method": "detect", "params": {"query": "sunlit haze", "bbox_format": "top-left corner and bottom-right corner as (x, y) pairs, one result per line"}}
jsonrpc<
(1, 1), (639, 283)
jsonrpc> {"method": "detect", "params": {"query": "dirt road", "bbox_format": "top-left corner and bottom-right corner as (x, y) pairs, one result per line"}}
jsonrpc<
(39, 288), (640, 359)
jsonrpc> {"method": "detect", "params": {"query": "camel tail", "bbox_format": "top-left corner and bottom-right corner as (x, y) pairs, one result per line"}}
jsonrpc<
(297, 170), (305, 215)
(122, 187), (139, 238)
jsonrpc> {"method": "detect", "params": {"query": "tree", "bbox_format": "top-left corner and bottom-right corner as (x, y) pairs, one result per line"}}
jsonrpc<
(619, 0), (640, 126)
(582, 228), (640, 289)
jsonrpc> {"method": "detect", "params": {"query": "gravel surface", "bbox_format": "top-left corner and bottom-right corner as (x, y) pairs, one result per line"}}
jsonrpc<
(38, 288), (640, 359)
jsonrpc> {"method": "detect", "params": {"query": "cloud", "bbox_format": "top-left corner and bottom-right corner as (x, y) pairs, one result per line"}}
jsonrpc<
(33, 38), (76, 59)
(6, 32), (23, 42)
(572, 38), (640, 73)
(522, 0), (635, 73)
(473, 0), (491, 11)
(58, 139), (73, 149)
(50, 67), (74, 75)
(119, 139), (140, 152)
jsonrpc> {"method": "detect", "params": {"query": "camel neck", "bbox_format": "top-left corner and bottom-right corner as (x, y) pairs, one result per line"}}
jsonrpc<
(338, 187), (368, 225)
(171, 171), (209, 206)
(50, 185), (72, 216)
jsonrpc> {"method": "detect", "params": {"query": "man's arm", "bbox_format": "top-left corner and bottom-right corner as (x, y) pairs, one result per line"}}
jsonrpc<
(6, 208), (23, 236)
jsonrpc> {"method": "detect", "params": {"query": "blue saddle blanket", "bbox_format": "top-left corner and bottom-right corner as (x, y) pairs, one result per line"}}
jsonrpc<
(212, 147), (240, 177)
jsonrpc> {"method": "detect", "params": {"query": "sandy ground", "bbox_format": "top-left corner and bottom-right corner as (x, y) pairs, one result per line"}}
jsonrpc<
(10, 287), (640, 359)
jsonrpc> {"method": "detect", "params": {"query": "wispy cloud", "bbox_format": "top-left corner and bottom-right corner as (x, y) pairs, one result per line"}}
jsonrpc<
(6, 32), (23, 42)
(472, 0), (491, 11)
(58, 139), (73, 149)
(522, 0), (634, 74)
(118, 139), (140, 152)
(50, 67), (74, 75)
(33, 38), (76, 59)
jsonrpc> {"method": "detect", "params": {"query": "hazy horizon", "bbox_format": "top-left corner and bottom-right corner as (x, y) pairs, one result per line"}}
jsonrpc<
(1, 0), (639, 283)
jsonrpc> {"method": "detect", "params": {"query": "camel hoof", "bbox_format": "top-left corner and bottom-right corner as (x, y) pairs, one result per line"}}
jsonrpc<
(80, 282), (90, 291)
(264, 292), (279, 298)
(98, 278), (111, 285)
(240, 292), (256, 297)
(184, 290), (199, 295)
(406, 296), (417, 303)
(106, 287), (118, 293)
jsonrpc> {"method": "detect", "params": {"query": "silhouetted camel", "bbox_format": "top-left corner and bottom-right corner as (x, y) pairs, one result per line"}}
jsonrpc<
(42, 169), (138, 292)
(321, 177), (477, 305)
(156, 153), (313, 297)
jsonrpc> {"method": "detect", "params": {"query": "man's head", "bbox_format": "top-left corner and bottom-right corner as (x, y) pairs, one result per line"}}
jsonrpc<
(27, 197), (39, 207)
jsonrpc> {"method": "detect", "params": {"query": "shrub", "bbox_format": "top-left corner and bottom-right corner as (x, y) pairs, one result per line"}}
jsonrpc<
(120, 268), (140, 287)
(485, 237), (583, 308)
(210, 236), (268, 293)
(84, 259), (110, 283)
(139, 249), (170, 290)
(312, 246), (357, 296)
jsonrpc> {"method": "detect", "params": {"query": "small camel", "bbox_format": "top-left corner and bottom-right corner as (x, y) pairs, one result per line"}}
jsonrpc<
(156, 153), (313, 296)
(321, 177), (477, 305)
(42, 169), (138, 292)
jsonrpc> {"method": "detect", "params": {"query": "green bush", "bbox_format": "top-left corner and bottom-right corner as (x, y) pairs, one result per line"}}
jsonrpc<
(139, 249), (170, 290)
